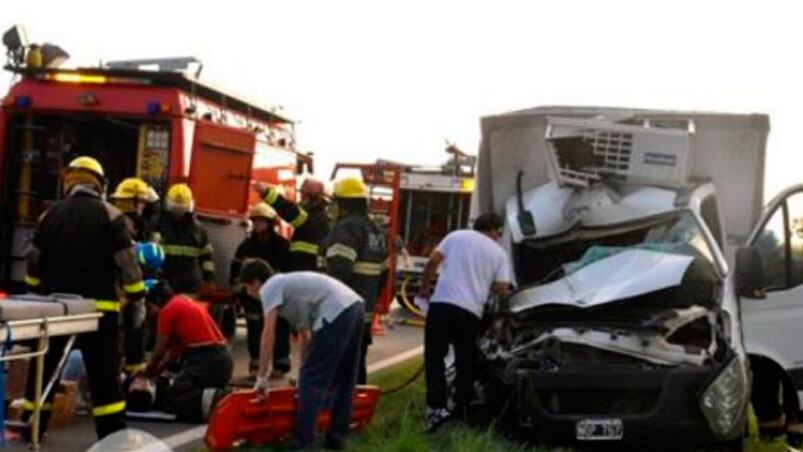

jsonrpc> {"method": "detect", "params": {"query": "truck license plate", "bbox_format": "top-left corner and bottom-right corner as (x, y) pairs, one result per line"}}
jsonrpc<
(576, 419), (624, 441)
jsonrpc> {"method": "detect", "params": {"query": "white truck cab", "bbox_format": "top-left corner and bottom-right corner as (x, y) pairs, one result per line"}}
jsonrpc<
(472, 107), (777, 448)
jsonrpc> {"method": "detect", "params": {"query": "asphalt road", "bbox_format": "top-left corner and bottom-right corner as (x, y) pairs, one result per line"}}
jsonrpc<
(4, 308), (424, 451)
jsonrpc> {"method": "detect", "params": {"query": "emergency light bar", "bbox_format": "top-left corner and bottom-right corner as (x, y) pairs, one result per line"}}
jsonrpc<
(39, 72), (151, 86)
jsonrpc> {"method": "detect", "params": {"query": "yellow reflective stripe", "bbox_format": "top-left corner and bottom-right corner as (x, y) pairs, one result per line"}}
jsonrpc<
(25, 275), (41, 287)
(123, 280), (146, 294)
(289, 241), (319, 255)
(95, 300), (121, 312)
(354, 261), (383, 276)
(201, 260), (216, 272)
(124, 363), (147, 373)
(291, 208), (309, 229)
(92, 400), (126, 417)
(264, 187), (279, 205)
(22, 399), (52, 411)
(201, 243), (214, 255)
(317, 256), (326, 269)
(326, 243), (358, 261)
(163, 244), (202, 257)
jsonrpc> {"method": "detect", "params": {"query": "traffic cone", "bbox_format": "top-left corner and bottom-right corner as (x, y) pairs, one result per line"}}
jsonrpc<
(371, 313), (385, 336)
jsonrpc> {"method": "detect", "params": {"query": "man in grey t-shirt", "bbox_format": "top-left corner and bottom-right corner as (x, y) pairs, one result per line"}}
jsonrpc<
(240, 260), (364, 450)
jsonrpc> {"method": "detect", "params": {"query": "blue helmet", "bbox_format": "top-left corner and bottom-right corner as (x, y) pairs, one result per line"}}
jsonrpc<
(136, 242), (165, 271)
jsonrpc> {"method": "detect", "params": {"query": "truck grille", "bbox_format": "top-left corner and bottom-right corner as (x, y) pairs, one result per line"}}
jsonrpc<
(537, 387), (661, 416)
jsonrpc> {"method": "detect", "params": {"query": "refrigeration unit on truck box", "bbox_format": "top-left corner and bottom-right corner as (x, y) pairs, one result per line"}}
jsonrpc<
(472, 106), (775, 448)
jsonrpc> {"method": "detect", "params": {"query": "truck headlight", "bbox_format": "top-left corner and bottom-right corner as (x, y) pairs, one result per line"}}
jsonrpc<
(699, 356), (747, 437)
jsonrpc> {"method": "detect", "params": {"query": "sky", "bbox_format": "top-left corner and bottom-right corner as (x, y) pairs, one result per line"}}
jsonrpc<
(3, 1), (802, 198)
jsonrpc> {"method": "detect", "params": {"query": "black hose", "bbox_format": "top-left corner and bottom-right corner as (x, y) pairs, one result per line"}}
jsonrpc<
(380, 363), (425, 396)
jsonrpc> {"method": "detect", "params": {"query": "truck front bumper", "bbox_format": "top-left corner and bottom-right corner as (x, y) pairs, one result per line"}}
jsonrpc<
(514, 364), (745, 448)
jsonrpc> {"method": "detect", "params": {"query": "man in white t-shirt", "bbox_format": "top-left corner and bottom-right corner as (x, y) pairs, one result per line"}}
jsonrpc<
(417, 212), (511, 433)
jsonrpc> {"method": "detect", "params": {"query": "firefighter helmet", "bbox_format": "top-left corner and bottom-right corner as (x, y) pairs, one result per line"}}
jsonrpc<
(112, 178), (159, 203)
(248, 202), (277, 221)
(166, 183), (195, 213)
(63, 156), (106, 195)
(300, 178), (325, 198)
(333, 176), (369, 199)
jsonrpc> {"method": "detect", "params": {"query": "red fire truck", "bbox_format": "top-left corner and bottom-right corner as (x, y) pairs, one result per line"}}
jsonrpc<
(0, 26), (311, 292)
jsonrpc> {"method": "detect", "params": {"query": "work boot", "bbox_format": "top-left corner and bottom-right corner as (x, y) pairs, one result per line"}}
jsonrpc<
(425, 407), (453, 434)
(324, 434), (347, 450)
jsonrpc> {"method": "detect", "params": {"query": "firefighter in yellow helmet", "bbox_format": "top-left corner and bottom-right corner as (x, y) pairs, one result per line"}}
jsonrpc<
(230, 202), (290, 374)
(151, 183), (217, 295)
(111, 177), (160, 241)
(23, 156), (144, 441)
(320, 176), (386, 384)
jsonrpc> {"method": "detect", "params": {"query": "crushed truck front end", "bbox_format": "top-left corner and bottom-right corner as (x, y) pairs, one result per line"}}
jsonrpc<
(477, 187), (748, 447)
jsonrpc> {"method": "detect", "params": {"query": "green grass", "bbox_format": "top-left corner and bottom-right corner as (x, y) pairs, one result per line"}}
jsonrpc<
(346, 357), (544, 452)
(247, 356), (544, 451)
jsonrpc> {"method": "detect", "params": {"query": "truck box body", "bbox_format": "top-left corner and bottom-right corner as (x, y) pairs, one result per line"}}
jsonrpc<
(473, 106), (767, 447)
(472, 106), (769, 262)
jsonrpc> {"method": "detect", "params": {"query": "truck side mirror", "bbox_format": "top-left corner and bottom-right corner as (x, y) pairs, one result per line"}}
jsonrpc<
(736, 246), (766, 299)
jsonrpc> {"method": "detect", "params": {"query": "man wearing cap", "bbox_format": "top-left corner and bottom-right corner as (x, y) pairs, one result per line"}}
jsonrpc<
(230, 202), (290, 375)
(417, 212), (512, 432)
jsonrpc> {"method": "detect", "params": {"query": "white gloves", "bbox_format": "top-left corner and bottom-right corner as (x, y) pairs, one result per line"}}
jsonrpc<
(254, 374), (270, 392)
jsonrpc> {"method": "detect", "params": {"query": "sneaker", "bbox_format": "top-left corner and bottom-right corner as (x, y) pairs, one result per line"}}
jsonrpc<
(425, 407), (453, 433)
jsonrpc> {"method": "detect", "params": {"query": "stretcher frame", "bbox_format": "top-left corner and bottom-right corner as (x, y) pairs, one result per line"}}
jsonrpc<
(0, 313), (102, 450)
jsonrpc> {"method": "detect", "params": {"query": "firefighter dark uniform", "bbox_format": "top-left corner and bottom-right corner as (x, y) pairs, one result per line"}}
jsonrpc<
(262, 181), (331, 272)
(230, 202), (290, 373)
(111, 177), (161, 372)
(23, 156), (145, 440)
(321, 176), (386, 384)
(262, 180), (330, 376)
(153, 184), (216, 295)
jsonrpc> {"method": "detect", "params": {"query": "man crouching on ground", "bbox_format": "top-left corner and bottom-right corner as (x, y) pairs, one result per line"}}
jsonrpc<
(240, 259), (365, 450)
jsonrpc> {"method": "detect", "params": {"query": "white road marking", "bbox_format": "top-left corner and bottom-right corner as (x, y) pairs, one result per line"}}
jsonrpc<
(158, 345), (424, 450)
(366, 345), (424, 375)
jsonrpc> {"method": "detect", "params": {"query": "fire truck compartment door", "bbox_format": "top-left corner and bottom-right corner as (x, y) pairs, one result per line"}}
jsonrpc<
(189, 121), (256, 215)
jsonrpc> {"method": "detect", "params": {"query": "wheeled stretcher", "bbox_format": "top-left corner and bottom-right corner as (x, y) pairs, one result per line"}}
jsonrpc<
(0, 294), (101, 449)
(205, 386), (382, 450)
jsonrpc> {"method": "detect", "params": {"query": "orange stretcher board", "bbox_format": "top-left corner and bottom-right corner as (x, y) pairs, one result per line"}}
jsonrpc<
(205, 385), (381, 450)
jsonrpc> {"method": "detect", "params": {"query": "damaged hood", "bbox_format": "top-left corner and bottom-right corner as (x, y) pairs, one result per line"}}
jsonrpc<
(511, 249), (695, 313)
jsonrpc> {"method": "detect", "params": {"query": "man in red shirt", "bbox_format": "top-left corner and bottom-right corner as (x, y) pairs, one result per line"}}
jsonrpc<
(139, 293), (233, 422)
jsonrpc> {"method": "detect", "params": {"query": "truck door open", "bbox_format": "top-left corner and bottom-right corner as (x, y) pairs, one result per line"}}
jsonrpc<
(743, 187), (803, 379)
(189, 121), (256, 216)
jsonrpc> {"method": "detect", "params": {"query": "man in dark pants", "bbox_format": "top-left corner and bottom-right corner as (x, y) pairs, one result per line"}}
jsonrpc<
(138, 292), (232, 422)
(240, 260), (363, 450)
(418, 213), (511, 433)
(23, 156), (145, 441)
(230, 202), (289, 375)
